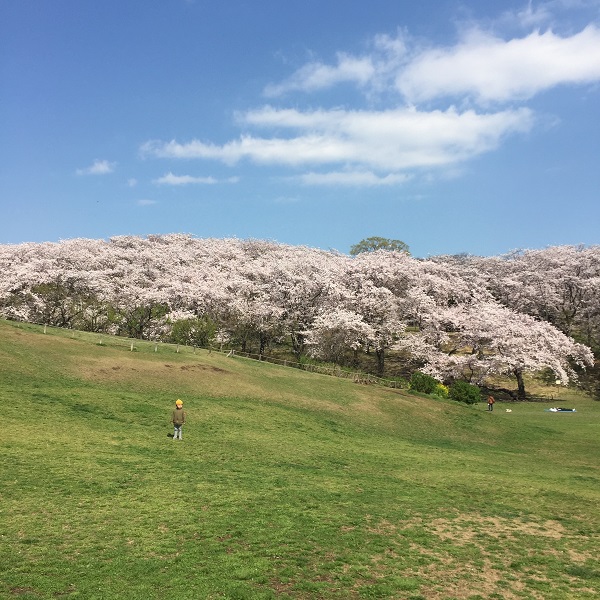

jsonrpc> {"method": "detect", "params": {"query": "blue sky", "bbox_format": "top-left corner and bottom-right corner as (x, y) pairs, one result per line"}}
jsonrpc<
(2, 0), (600, 257)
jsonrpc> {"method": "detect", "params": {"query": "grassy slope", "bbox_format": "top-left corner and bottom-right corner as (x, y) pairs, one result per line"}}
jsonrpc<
(0, 320), (599, 600)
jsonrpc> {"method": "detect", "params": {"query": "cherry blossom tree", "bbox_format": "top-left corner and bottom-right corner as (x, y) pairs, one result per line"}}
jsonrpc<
(0, 236), (596, 393)
(412, 302), (594, 399)
(336, 251), (413, 375)
(304, 308), (373, 365)
(462, 245), (600, 351)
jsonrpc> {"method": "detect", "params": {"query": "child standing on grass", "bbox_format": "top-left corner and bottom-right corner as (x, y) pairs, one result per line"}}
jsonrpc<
(172, 399), (186, 440)
(487, 395), (495, 412)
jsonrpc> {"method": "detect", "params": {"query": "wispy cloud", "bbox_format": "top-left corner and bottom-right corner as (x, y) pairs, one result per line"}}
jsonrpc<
(152, 172), (239, 185)
(498, 0), (600, 31)
(504, 0), (556, 28)
(297, 171), (412, 187)
(143, 106), (533, 171)
(154, 173), (218, 185)
(264, 53), (376, 97)
(137, 199), (157, 206)
(76, 159), (116, 176)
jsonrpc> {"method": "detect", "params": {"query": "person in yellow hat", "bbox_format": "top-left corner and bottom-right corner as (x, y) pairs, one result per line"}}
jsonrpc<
(172, 399), (186, 440)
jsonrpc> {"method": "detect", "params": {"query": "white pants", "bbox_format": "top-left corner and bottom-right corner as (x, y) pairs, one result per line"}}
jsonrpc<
(173, 425), (183, 439)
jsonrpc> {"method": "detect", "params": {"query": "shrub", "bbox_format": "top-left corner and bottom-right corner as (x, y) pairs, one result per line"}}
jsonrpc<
(434, 383), (449, 399)
(170, 316), (216, 347)
(409, 371), (439, 394)
(449, 380), (481, 404)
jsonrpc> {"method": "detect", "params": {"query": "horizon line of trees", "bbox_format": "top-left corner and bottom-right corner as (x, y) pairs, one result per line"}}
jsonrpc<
(1, 235), (598, 400)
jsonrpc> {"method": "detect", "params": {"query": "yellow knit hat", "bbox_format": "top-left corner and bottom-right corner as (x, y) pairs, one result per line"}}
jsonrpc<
(175, 399), (183, 406)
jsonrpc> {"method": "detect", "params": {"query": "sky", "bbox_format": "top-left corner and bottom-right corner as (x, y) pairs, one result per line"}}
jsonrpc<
(1, 0), (600, 258)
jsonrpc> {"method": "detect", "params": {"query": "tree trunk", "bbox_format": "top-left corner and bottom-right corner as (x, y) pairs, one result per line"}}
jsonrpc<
(514, 369), (526, 400)
(259, 332), (267, 360)
(291, 332), (305, 359)
(376, 348), (385, 377)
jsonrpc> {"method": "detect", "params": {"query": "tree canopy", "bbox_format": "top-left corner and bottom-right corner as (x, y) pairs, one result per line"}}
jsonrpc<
(0, 235), (597, 398)
(349, 236), (410, 256)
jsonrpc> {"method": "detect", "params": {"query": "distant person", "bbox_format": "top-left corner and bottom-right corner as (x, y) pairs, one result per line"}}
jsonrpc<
(172, 399), (186, 440)
(487, 395), (496, 412)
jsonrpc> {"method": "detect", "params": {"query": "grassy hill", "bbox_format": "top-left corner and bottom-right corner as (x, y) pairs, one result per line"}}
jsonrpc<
(1, 320), (599, 600)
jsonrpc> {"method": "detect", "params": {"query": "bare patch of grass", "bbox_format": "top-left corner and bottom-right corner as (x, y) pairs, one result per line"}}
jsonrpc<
(428, 514), (566, 541)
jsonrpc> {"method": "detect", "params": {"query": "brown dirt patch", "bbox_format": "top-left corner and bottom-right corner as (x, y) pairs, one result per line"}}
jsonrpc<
(428, 515), (565, 543)
(180, 364), (226, 373)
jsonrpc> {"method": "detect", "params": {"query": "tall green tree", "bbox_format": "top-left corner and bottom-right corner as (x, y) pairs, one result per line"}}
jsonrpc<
(169, 316), (217, 348)
(350, 237), (410, 256)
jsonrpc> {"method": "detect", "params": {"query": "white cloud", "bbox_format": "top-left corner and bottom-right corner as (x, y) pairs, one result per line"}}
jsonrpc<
(297, 171), (412, 187)
(142, 106), (533, 171)
(153, 172), (239, 185)
(264, 53), (376, 97)
(512, 1), (555, 28)
(137, 199), (157, 206)
(397, 25), (600, 104)
(76, 159), (116, 175)
(127, 178), (138, 187)
(499, 0), (600, 30)
(141, 7), (600, 189)
(263, 33), (407, 99)
(261, 21), (600, 105)
(154, 172), (218, 185)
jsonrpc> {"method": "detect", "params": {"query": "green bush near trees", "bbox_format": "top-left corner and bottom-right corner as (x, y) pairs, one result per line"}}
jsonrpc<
(409, 371), (439, 394)
(169, 316), (217, 348)
(449, 380), (481, 404)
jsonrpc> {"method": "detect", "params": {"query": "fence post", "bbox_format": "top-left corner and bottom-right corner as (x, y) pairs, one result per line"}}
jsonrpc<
(130, 342), (134, 352)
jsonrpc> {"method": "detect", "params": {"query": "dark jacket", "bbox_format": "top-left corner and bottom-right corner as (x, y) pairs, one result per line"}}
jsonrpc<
(172, 408), (186, 425)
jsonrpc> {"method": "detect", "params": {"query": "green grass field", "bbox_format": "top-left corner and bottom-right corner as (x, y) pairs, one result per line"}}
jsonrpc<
(1, 320), (599, 599)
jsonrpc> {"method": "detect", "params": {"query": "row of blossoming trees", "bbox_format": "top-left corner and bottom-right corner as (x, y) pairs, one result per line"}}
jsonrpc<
(0, 235), (598, 398)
